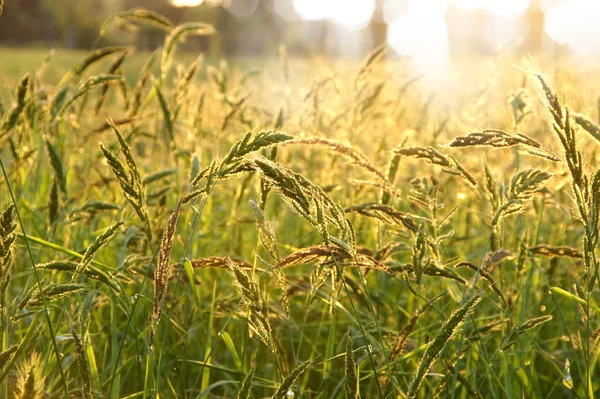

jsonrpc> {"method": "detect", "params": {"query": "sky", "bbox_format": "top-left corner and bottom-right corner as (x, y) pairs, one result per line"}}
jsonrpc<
(170, 0), (600, 58)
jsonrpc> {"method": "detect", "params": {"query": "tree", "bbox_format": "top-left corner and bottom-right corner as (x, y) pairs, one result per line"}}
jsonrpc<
(39, 0), (107, 48)
(0, 0), (47, 45)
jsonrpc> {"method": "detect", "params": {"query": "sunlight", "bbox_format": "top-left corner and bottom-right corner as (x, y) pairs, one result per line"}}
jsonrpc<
(330, 0), (376, 29)
(293, 0), (375, 29)
(387, 0), (449, 71)
(545, 0), (600, 54)
(171, 0), (204, 7)
(292, 0), (334, 20)
(452, 0), (485, 8)
(409, 0), (448, 18)
(382, 0), (409, 24)
(453, 0), (531, 17)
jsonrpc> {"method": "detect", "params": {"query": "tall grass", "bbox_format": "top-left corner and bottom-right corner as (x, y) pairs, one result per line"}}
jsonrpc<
(0, 8), (598, 398)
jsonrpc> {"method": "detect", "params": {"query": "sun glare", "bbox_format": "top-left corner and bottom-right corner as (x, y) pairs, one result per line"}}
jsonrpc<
(293, 0), (334, 20)
(387, 0), (449, 71)
(486, 0), (530, 17)
(170, 0), (600, 59)
(293, 0), (375, 29)
(545, 0), (600, 54)
(453, 0), (531, 17)
(172, 0), (204, 7)
(330, 0), (376, 29)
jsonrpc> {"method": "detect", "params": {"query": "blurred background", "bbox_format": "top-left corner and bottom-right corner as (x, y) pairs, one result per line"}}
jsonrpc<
(0, 0), (597, 63)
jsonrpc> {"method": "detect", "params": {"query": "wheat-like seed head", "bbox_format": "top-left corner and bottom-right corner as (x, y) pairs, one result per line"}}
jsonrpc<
(249, 200), (289, 316)
(449, 128), (563, 163)
(0, 205), (16, 342)
(449, 129), (541, 149)
(491, 169), (551, 228)
(250, 155), (355, 250)
(190, 131), (293, 189)
(0, 205), (16, 279)
(389, 293), (444, 366)
(390, 262), (468, 285)
(529, 244), (583, 259)
(38, 261), (122, 293)
(101, 8), (174, 36)
(48, 179), (59, 226)
(15, 352), (44, 399)
(407, 293), (482, 398)
(484, 163), (499, 211)
(345, 333), (360, 399)
(162, 22), (214, 77)
(279, 245), (395, 276)
(19, 283), (87, 309)
(283, 137), (399, 195)
(0, 344), (18, 370)
(395, 146), (478, 187)
(355, 44), (386, 89)
(0, 73), (30, 140)
(53, 75), (124, 119)
(221, 94), (250, 131)
(70, 47), (128, 81)
(71, 327), (93, 399)
(172, 256), (253, 271)
(227, 259), (275, 352)
(75, 221), (123, 277)
(382, 150), (402, 205)
(345, 203), (419, 233)
(151, 200), (182, 346)
(501, 315), (553, 350)
(272, 359), (313, 399)
(483, 249), (514, 271)
(237, 363), (256, 399)
(95, 49), (130, 115)
(100, 119), (152, 242)
(574, 113), (600, 143)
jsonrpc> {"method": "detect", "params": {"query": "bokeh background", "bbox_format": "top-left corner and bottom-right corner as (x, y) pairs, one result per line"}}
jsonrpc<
(1, 0), (598, 63)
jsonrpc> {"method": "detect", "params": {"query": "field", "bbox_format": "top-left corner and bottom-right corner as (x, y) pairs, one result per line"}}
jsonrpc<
(2, 14), (600, 399)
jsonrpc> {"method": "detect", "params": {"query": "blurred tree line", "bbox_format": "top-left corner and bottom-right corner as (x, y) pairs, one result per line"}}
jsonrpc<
(0, 0), (388, 57)
(0, 0), (271, 54)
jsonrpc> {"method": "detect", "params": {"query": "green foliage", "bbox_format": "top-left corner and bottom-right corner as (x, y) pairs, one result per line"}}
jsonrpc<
(2, 16), (600, 399)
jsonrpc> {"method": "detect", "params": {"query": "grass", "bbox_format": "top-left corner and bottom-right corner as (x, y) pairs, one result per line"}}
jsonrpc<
(1, 9), (600, 399)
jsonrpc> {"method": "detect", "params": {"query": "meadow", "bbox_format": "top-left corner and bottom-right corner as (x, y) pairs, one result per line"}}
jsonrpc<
(1, 10), (600, 399)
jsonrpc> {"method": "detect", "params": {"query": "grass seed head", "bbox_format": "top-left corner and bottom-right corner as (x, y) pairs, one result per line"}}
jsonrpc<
(408, 293), (482, 398)
(1, 73), (30, 138)
(273, 359), (313, 399)
(237, 363), (256, 399)
(345, 333), (360, 399)
(227, 259), (275, 352)
(71, 327), (93, 399)
(15, 352), (44, 399)
(529, 244), (584, 259)
(151, 200), (182, 345)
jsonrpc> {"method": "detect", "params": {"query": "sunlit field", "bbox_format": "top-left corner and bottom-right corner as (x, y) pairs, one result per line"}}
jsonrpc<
(3, 3), (600, 399)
